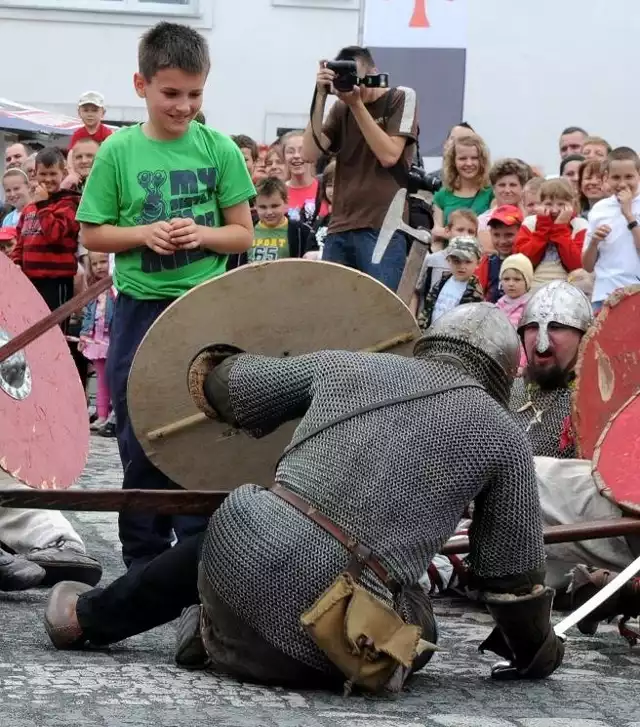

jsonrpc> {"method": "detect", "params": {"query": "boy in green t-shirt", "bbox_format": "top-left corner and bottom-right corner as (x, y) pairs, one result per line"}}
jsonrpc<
(76, 22), (255, 569)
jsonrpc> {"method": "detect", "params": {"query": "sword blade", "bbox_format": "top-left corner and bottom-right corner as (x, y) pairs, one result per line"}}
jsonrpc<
(555, 552), (640, 638)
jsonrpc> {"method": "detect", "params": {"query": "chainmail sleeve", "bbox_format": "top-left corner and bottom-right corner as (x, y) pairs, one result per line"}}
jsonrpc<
(467, 415), (546, 590)
(225, 352), (322, 438)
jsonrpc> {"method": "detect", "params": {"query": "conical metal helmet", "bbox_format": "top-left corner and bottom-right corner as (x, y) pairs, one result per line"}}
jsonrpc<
(517, 280), (594, 353)
(415, 302), (521, 381)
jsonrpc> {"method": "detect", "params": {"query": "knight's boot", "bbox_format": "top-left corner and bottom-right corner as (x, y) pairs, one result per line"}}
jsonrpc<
(479, 586), (565, 680)
(175, 604), (209, 670)
(569, 565), (640, 644)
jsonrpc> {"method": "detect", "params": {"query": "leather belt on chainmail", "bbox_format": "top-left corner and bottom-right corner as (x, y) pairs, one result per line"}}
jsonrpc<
(270, 383), (483, 597)
(271, 483), (400, 594)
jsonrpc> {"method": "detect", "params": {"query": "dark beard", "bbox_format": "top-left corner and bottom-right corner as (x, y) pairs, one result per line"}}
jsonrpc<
(525, 362), (574, 391)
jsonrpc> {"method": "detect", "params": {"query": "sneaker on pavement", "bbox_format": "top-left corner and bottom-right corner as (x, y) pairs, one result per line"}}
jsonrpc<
(26, 539), (102, 587)
(0, 548), (46, 591)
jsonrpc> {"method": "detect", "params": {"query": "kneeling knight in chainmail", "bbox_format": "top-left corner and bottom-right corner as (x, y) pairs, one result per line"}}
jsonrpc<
(43, 303), (564, 692)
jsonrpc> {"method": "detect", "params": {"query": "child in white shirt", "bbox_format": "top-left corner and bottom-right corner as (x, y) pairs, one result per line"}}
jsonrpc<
(583, 146), (640, 312)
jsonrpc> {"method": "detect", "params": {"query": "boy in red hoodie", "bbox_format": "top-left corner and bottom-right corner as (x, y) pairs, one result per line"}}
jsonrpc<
(515, 177), (587, 290)
(11, 147), (81, 325)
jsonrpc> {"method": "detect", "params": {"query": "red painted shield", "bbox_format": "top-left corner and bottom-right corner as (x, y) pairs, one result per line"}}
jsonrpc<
(0, 255), (88, 488)
(593, 392), (640, 516)
(573, 285), (640, 459)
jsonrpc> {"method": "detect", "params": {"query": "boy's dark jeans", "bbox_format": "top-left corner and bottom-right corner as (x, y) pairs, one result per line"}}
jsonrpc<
(322, 228), (407, 292)
(106, 293), (209, 569)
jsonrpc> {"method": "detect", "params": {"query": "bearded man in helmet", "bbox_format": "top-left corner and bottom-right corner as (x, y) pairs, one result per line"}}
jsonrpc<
(43, 303), (564, 690)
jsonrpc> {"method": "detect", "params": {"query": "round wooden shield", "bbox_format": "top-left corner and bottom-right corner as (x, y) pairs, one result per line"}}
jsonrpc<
(0, 255), (89, 488)
(128, 260), (420, 492)
(593, 391), (640, 517)
(573, 285), (640, 459)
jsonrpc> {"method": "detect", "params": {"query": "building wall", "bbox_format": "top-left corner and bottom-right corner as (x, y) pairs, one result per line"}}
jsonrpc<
(1, 0), (638, 174)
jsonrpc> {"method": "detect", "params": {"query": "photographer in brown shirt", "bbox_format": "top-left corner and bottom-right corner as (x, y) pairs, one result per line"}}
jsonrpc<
(302, 46), (418, 292)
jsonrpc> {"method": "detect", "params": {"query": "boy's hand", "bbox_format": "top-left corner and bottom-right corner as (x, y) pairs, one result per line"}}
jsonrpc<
(33, 184), (49, 203)
(169, 218), (203, 250)
(554, 203), (574, 225)
(617, 186), (635, 220)
(77, 340), (86, 353)
(143, 221), (177, 255)
(591, 224), (611, 246)
(60, 172), (81, 190)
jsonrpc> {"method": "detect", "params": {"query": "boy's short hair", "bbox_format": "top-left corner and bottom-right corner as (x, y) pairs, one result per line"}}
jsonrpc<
(605, 146), (640, 172)
(446, 208), (478, 232)
(539, 177), (575, 203)
(255, 177), (288, 203)
(138, 22), (210, 81)
(489, 158), (533, 187)
(194, 110), (206, 124)
(35, 147), (66, 169)
(582, 135), (612, 154)
(232, 134), (259, 162)
(335, 45), (375, 70)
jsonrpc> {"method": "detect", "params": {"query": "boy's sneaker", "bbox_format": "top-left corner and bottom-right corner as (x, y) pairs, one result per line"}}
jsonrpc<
(90, 417), (107, 432)
(97, 420), (116, 438)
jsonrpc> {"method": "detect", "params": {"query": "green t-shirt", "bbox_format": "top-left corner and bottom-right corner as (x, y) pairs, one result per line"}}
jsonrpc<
(247, 220), (290, 262)
(77, 122), (256, 299)
(433, 186), (494, 225)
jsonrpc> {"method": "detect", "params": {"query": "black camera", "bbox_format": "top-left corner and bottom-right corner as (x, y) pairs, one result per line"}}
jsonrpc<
(325, 60), (389, 94)
(407, 165), (443, 195)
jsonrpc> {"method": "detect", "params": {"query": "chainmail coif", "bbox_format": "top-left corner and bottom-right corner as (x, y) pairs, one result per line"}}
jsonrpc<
(201, 350), (545, 673)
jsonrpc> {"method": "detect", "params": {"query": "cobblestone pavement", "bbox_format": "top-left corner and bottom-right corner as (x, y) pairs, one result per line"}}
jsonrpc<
(1, 438), (639, 726)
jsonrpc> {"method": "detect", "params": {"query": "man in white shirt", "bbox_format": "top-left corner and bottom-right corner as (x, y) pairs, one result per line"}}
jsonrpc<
(583, 146), (640, 311)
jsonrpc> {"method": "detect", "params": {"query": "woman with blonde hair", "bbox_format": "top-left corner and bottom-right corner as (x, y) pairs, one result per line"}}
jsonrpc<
(432, 134), (493, 238)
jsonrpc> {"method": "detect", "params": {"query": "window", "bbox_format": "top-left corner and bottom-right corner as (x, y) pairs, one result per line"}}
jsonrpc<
(271, 0), (359, 9)
(0, 0), (199, 16)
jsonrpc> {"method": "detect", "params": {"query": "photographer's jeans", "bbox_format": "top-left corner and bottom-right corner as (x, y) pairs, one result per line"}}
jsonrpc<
(322, 228), (407, 292)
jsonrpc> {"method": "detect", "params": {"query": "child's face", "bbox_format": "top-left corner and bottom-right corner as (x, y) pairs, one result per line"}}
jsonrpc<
(90, 253), (109, 279)
(241, 147), (256, 175)
(523, 190), (540, 216)
(454, 143), (480, 181)
(447, 219), (478, 238)
(78, 104), (105, 131)
(73, 140), (99, 179)
(581, 171), (603, 202)
(562, 160), (581, 192)
(134, 67), (206, 140)
(256, 192), (288, 227)
(605, 159), (640, 197)
(447, 255), (477, 281)
(283, 135), (309, 179)
(324, 182), (334, 204)
(583, 143), (608, 162)
(494, 174), (523, 207)
(490, 223), (519, 258)
(265, 153), (287, 181)
(540, 196), (571, 220)
(3, 175), (30, 209)
(36, 163), (65, 194)
(501, 269), (527, 299)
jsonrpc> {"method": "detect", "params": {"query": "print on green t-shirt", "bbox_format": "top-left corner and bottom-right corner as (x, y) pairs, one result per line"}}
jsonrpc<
(77, 122), (256, 300)
(433, 186), (494, 224)
(248, 221), (290, 262)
